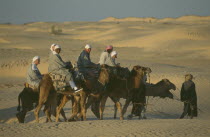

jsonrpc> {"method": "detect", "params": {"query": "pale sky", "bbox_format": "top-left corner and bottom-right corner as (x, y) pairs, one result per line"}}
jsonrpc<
(0, 0), (210, 24)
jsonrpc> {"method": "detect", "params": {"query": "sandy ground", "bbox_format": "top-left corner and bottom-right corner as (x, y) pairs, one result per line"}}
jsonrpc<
(0, 16), (210, 137)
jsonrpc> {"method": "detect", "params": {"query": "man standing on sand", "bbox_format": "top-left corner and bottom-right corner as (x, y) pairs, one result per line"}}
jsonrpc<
(99, 45), (116, 67)
(180, 74), (198, 119)
(48, 45), (82, 93)
(26, 56), (42, 90)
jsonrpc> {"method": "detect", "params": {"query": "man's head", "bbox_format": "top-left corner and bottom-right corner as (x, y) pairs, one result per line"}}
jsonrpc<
(106, 45), (113, 53)
(33, 56), (40, 65)
(50, 43), (56, 51)
(111, 51), (117, 58)
(54, 45), (61, 54)
(85, 44), (91, 53)
(185, 74), (193, 81)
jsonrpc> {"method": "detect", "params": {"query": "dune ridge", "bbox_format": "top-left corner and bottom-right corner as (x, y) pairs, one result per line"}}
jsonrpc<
(100, 15), (210, 23)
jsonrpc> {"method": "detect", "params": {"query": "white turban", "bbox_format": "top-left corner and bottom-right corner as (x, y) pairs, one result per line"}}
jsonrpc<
(111, 51), (117, 57)
(54, 44), (61, 50)
(85, 44), (91, 49)
(32, 56), (40, 63)
(50, 43), (56, 51)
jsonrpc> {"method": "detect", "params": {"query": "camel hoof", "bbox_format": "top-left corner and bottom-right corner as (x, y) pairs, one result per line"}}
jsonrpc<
(142, 116), (147, 119)
(16, 113), (24, 123)
(127, 114), (133, 120)
(68, 118), (76, 122)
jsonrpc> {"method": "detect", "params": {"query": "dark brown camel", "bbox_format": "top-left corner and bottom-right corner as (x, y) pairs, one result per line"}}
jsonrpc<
(16, 87), (38, 123)
(98, 65), (150, 120)
(114, 79), (176, 119)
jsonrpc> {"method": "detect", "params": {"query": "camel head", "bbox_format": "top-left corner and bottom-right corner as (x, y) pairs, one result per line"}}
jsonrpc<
(161, 79), (176, 91)
(131, 65), (150, 77)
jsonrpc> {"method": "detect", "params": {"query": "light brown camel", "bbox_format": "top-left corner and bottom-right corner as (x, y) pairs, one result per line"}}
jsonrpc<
(34, 74), (58, 123)
(55, 64), (112, 122)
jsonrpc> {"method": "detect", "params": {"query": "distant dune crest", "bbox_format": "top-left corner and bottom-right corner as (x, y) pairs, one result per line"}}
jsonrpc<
(100, 15), (210, 22)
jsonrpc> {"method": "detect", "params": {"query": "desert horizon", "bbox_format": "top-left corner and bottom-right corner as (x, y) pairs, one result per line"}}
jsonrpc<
(0, 15), (210, 137)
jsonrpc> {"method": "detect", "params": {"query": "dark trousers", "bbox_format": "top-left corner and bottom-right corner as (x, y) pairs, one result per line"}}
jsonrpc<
(180, 102), (195, 119)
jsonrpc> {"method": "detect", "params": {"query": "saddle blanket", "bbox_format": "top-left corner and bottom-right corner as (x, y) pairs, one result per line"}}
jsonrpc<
(50, 73), (67, 91)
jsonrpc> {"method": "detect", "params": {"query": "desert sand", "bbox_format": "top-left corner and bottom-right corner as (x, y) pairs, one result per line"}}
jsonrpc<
(0, 15), (210, 137)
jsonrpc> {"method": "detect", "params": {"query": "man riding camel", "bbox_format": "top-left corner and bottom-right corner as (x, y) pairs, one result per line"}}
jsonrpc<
(77, 44), (98, 79)
(99, 45), (117, 66)
(50, 43), (56, 54)
(110, 51), (119, 66)
(26, 56), (42, 90)
(48, 44), (82, 93)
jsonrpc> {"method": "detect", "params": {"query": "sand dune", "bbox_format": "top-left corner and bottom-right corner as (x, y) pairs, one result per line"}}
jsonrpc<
(100, 15), (210, 23)
(0, 38), (10, 44)
(0, 15), (210, 137)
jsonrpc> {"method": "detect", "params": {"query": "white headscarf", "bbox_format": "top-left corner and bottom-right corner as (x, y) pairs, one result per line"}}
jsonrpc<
(50, 43), (56, 51)
(111, 51), (117, 57)
(85, 44), (91, 49)
(54, 44), (61, 50)
(32, 56), (40, 63)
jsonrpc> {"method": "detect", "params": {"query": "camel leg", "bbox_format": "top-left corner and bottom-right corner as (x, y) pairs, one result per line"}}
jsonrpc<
(56, 95), (69, 122)
(110, 97), (123, 120)
(122, 98), (131, 116)
(43, 105), (52, 122)
(99, 96), (108, 120)
(57, 94), (68, 122)
(91, 99), (100, 119)
(141, 106), (147, 119)
(60, 109), (67, 122)
(68, 96), (80, 121)
(16, 110), (27, 123)
(139, 105), (143, 119)
(80, 91), (87, 121)
(86, 95), (95, 109)
(114, 104), (117, 119)
(34, 101), (45, 123)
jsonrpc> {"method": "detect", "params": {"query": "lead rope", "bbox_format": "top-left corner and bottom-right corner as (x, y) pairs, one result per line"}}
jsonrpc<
(171, 87), (204, 113)
(145, 73), (150, 110)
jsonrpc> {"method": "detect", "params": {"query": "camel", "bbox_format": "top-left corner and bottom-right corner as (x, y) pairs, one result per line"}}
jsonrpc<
(33, 74), (58, 123)
(145, 79), (176, 98)
(97, 65), (151, 120)
(55, 64), (113, 122)
(16, 87), (39, 123)
(16, 86), (68, 123)
(115, 79), (176, 119)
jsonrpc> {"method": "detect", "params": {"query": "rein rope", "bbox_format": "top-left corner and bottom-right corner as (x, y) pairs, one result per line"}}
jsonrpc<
(145, 73), (150, 110)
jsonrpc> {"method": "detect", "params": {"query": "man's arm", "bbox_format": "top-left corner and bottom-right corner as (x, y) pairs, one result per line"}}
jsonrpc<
(83, 54), (95, 68)
(54, 55), (67, 68)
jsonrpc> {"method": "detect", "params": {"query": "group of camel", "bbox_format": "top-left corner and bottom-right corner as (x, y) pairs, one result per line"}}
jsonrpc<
(16, 64), (176, 123)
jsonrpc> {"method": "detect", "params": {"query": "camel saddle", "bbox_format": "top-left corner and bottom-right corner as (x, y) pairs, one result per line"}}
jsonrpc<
(49, 73), (67, 91)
